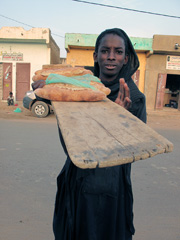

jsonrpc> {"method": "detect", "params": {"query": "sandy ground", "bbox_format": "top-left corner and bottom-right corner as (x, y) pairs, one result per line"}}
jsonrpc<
(0, 101), (55, 121)
(0, 101), (179, 128)
(0, 101), (34, 120)
(0, 101), (180, 240)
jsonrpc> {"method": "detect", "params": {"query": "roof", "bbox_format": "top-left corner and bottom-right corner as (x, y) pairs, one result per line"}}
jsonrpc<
(65, 33), (153, 52)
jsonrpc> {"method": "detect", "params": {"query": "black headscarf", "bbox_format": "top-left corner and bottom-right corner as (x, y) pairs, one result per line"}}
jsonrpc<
(93, 28), (142, 103)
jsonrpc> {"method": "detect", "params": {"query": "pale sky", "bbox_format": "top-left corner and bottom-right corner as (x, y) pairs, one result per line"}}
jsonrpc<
(0, 0), (180, 57)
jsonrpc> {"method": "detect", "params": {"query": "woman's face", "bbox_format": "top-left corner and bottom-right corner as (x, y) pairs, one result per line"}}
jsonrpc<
(94, 33), (128, 82)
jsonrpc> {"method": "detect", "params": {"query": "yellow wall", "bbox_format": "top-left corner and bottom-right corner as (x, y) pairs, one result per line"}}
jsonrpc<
(136, 52), (146, 93)
(67, 48), (146, 93)
(66, 48), (94, 67)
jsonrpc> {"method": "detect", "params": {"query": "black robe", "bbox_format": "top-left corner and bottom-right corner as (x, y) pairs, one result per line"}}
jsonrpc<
(53, 28), (147, 240)
(53, 78), (146, 240)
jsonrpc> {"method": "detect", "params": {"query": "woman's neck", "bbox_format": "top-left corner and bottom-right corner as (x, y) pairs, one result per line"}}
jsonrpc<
(99, 73), (118, 83)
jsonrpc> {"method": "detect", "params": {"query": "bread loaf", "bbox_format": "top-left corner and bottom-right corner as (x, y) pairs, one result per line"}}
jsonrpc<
(42, 64), (72, 69)
(32, 75), (47, 81)
(33, 67), (111, 102)
(33, 67), (93, 82)
(34, 83), (106, 102)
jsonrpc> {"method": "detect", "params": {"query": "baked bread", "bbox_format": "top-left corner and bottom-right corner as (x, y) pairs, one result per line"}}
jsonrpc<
(33, 67), (93, 82)
(34, 83), (106, 102)
(34, 73), (110, 102)
(42, 64), (72, 69)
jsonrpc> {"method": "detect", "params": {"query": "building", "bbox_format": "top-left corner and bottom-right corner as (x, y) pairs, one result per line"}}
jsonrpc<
(144, 35), (180, 111)
(0, 27), (60, 101)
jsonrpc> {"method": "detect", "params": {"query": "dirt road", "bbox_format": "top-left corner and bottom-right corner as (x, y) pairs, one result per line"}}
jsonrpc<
(0, 101), (180, 240)
(0, 101), (179, 129)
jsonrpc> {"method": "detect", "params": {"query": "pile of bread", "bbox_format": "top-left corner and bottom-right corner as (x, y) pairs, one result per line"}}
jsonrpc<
(33, 64), (111, 102)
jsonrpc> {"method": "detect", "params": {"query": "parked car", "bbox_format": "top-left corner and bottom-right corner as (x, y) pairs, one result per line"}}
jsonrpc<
(23, 90), (53, 118)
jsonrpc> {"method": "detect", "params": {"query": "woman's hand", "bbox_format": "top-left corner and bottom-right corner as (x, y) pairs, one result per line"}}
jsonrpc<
(115, 78), (132, 110)
(32, 80), (45, 91)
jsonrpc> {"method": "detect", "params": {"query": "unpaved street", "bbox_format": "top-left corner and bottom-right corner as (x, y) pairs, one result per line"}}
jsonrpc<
(0, 102), (180, 240)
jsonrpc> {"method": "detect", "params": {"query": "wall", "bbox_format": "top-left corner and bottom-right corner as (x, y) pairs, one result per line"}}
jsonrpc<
(0, 27), (50, 44)
(66, 48), (94, 67)
(0, 42), (49, 97)
(153, 35), (180, 53)
(136, 52), (147, 93)
(49, 36), (60, 64)
(145, 54), (180, 110)
(0, 63), (2, 100)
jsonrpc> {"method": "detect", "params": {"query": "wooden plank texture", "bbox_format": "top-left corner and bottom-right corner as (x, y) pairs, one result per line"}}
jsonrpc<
(52, 98), (173, 169)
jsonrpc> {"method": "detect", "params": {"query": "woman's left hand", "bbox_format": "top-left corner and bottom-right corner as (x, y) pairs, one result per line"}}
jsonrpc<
(115, 78), (132, 110)
(32, 80), (46, 91)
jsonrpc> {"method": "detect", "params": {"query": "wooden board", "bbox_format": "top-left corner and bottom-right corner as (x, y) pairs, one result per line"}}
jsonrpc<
(52, 98), (173, 169)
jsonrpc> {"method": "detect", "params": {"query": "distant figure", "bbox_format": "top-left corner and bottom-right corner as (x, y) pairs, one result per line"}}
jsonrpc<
(7, 92), (14, 106)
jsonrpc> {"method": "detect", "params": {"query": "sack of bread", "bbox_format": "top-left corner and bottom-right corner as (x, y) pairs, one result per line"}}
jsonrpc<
(34, 72), (111, 102)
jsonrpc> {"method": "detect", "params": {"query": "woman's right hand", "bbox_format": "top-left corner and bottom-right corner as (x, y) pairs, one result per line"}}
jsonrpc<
(32, 80), (45, 90)
(115, 78), (132, 110)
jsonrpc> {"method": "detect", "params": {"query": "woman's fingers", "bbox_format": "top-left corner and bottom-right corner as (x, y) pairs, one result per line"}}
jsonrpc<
(119, 78), (125, 101)
(124, 82), (130, 99)
(115, 78), (132, 109)
(124, 97), (132, 109)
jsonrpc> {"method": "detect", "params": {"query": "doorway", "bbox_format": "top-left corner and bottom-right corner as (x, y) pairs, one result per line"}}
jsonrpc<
(164, 74), (180, 109)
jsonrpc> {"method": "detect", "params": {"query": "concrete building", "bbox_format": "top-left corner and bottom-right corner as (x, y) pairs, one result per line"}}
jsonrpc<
(145, 35), (180, 111)
(0, 27), (60, 101)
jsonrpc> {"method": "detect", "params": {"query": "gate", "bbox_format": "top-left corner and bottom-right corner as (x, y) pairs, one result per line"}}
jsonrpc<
(16, 63), (30, 100)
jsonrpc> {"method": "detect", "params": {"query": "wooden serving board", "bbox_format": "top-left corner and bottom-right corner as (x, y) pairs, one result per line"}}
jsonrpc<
(52, 98), (173, 169)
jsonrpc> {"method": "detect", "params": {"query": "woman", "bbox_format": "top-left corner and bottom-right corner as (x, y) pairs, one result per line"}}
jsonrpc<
(53, 28), (146, 240)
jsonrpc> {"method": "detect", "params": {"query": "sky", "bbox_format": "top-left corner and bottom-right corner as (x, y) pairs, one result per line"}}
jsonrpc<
(0, 0), (180, 58)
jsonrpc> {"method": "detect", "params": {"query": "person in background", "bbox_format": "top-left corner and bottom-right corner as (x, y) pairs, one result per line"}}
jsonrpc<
(32, 28), (146, 240)
(7, 92), (14, 106)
